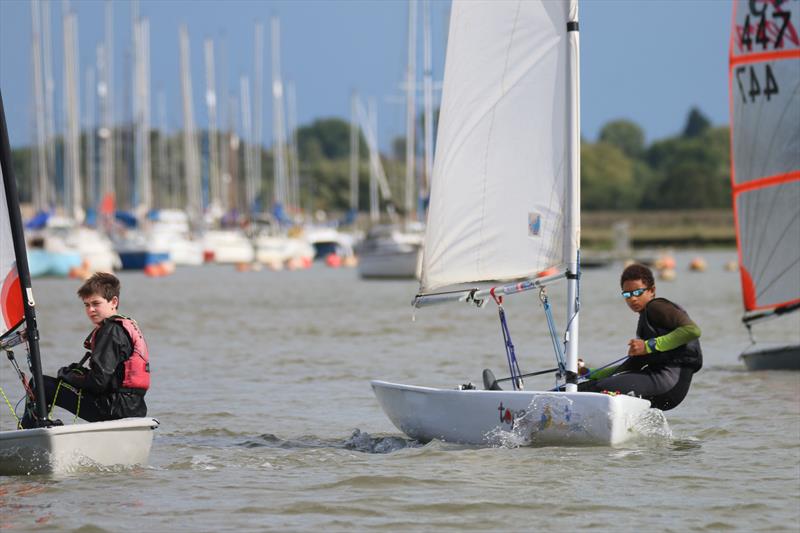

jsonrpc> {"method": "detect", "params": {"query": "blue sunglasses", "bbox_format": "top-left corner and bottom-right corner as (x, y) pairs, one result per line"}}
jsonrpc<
(621, 288), (649, 299)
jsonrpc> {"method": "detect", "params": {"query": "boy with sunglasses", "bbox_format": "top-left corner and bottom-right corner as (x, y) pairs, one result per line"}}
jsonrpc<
(578, 263), (702, 410)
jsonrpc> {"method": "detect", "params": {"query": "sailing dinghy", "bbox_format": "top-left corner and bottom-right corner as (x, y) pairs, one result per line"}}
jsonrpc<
(371, 0), (651, 446)
(728, 0), (800, 370)
(0, 92), (158, 475)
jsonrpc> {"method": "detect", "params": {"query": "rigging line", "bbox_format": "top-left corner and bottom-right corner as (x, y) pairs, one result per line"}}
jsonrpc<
(750, 185), (781, 284)
(755, 254), (800, 303)
(753, 84), (800, 184)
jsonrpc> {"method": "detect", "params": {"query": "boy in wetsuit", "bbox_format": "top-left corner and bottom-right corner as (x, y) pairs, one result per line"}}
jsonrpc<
(21, 272), (149, 428)
(578, 263), (702, 410)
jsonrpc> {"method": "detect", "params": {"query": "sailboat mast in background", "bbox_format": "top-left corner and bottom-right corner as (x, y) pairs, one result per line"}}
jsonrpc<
(29, 0), (49, 212)
(133, 9), (152, 216)
(179, 24), (202, 225)
(62, 7), (83, 222)
(421, 0), (434, 216)
(253, 22), (264, 216)
(271, 16), (289, 215)
(204, 38), (221, 218)
(404, 0), (417, 223)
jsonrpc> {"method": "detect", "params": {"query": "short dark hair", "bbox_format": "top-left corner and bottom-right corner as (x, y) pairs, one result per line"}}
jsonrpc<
(620, 263), (654, 288)
(77, 272), (121, 301)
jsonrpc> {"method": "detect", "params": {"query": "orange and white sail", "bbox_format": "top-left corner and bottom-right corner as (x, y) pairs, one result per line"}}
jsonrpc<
(0, 166), (24, 337)
(729, 0), (800, 321)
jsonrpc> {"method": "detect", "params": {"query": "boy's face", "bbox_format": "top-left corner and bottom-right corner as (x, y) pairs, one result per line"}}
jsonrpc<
(621, 279), (654, 313)
(83, 293), (118, 325)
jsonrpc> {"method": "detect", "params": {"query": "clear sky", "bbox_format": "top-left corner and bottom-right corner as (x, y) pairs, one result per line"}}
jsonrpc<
(0, 0), (732, 150)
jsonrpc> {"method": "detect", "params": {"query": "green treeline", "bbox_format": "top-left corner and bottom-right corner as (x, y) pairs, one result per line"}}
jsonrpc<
(10, 107), (731, 215)
(581, 108), (731, 211)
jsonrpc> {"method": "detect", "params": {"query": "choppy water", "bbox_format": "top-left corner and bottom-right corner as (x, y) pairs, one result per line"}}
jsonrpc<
(1, 250), (799, 531)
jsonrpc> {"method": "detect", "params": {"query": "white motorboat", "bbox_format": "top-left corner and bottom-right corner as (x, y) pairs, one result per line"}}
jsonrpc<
(357, 224), (423, 279)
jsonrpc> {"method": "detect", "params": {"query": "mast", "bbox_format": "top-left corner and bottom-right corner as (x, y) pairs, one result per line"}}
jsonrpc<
(204, 38), (220, 216)
(85, 66), (96, 211)
(100, 1), (114, 212)
(271, 16), (289, 215)
(41, 0), (56, 205)
(218, 36), (231, 215)
(422, 0), (434, 217)
(62, 8), (83, 222)
(564, 0), (581, 392)
(253, 22), (263, 216)
(286, 82), (300, 214)
(368, 98), (379, 223)
(179, 25), (202, 225)
(404, 0), (417, 223)
(156, 88), (169, 209)
(30, 0), (49, 212)
(349, 91), (359, 218)
(0, 92), (48, 426)
(240, 75), (254, 215)
(133, 13), (152, 215)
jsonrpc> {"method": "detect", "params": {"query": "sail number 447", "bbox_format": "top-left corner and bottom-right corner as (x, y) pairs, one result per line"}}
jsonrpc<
(735, 64), (779, 104)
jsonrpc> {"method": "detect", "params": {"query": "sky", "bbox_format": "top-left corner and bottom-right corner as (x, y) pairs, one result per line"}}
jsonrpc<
(0, 0), (733, 150)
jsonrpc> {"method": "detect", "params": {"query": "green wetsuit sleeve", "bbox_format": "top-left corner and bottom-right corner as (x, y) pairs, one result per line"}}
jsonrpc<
(586, 364), (619, 380)
(649, 324), (701, 353)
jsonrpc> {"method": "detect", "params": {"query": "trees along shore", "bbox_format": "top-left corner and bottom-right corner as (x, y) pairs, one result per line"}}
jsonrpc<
(11, 107), (735, 247)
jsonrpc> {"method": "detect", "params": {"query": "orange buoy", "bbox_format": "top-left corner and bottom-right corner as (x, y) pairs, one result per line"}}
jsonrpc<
(325, 253), (342, 268)
(689, 257), (707, 272)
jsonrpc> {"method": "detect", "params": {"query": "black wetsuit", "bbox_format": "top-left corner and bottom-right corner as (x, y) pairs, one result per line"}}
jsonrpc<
(578, 298), (702, 410)
(21, 319), (147, 428)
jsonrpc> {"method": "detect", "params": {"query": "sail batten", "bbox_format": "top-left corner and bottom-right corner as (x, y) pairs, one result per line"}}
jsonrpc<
(420, 0), (571, 293)
(729, 0), (800, 317)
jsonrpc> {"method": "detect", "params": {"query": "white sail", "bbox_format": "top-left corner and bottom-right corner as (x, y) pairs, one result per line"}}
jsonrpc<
(729, 0), (800, 318)
(420, 0), (570, 292)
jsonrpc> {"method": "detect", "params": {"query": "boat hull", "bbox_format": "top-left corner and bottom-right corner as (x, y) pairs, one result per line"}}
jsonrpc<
(0, 417), (159, 475)
(371, 381), (651, 446)
(358, 249), (421, 279)
(741, 344), (800, 370)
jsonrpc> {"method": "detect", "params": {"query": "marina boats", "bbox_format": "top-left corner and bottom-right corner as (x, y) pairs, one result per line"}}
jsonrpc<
(0, 94), (158, 475)
(728, 0), (800, 370)
(26, 214), (121, 278)
(148, 209), (204, 266)
(371, 0), (651, 446)
(202, 228), (255, 264)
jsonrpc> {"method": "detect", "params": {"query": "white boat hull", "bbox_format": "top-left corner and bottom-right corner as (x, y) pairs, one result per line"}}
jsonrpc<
(371, 381), (651, 446)
(0, 417), (159, 475)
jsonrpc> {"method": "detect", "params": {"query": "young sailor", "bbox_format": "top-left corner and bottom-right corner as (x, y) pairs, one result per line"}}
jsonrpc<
(578, 263), (702, 410)
(21, 272), (149, 428)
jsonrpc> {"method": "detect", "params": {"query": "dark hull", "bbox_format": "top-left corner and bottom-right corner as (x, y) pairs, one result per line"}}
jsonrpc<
(741, 344), (800, 371)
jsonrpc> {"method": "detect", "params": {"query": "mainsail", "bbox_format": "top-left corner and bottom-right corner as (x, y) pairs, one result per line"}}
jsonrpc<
(729, 0), (800, 321)
(420, 0), (571, 293)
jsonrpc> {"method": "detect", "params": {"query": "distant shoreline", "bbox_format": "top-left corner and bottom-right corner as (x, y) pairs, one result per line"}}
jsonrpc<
(582, 208), (735, 249)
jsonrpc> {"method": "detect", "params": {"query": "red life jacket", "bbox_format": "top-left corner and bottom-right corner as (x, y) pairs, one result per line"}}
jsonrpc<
(85, 315), (150, 392)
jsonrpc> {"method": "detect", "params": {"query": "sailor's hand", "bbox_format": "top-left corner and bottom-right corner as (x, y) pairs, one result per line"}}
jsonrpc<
(627, 339), (647, 356)
(57, 366), (70, 380)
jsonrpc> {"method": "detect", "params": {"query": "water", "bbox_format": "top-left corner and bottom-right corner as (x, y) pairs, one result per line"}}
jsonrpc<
(2, 250), (799, 530)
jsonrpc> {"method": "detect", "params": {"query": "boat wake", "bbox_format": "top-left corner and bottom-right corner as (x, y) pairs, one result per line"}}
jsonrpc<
(237, 429), (421, 454)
